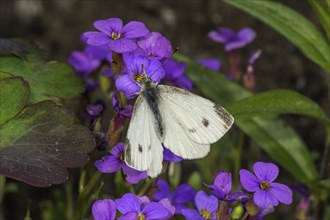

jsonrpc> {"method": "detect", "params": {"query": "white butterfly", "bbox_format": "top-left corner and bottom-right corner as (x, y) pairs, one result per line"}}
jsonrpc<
(124, 76), (234, 177)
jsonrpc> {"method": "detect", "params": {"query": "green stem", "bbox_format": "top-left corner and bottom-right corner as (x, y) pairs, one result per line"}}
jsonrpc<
(73, 171), (102, 220)
(234, 130), (245, 186)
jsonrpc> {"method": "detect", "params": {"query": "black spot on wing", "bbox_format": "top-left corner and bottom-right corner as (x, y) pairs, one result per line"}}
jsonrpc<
(138, 144), (143, 153)
(214, 104), (234, 128)
(202, 118), (209, 127)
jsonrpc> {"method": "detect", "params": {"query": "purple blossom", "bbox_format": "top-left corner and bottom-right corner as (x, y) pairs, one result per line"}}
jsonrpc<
(115, 193), (172, 220)
(69, 51), (101, 77)
(115, 55), (165, 99)
(254, 204), (275, 220)
(84, 45), (112, 60)
(92, 199), (116, 220)
(137, 32), (173, 60)
(198, 58), (221, 72)
(205, 171), (245, 202)
(163, 145), (183, 162)
(112, 93), (132, 118)
(163, 59), (192, 90)
(182, 190), (218, 220)
(208, 27), (256, 51)
(86, 103), (104, 118)
(95, 143), (148, 184)
(83, 18), (149, 53)
(153, 179), (195, 214)
(239, 162), (293, 208)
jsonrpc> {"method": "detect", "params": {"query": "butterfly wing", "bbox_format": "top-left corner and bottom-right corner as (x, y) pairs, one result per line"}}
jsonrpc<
(158, 85), (234, 159)
(125, 94), (163, 177)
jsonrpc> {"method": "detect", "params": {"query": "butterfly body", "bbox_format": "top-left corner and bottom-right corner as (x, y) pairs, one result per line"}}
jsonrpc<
(125, 77), (234, 177)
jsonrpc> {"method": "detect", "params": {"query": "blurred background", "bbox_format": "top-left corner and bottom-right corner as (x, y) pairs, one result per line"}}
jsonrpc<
(0, 0), (328, 219)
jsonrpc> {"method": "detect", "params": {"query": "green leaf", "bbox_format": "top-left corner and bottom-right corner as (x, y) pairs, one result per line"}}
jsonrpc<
(0, 101), (95, 187)
(224, 0), (330, 73)
(175, 53), (318, 184)
(0, 77), (29, 126)
(0, 40), (84, 103)
(228, 89), (330, 126)
(0, 72), (14, 80)
(309, 0), (330, 39)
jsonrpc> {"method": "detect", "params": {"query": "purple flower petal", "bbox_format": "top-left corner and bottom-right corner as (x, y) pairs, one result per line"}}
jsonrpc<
(225, 41), (249, 52)
(69, 51), (100, 76)
(122, 166), (148, 184)
(86, 104), (103, 117)
(163, 145), (183, 162)
(226, 191), (246, 202)
(175, 75), (193, 91)
(142, 202), (170, 219)
(108, 38), (137, 53)
(115, 75), (140, 99)
(198, 58), (221, 72)
(115, 193), (141, 214)
(137, 32), (172, 60)
(95, 155), (122, 173)
(122, 21), (149, 39)
(92, 199), (116, 220)
(238, 27), (256, 43)
(124, 55), (150, 74)
(255, 204), (275, 220)
(270, 183), (293, 205)
(254, 189), (279, 208)
(194, 191), (218, 213)
(211, 171), (232, 199)
(163, 59), (186, 80)
(154, 179), (171, 201)
(239, 169), (259, 192)
(85, 45), (111, 60)
(146, 59), (165, 83)
(253, 162), (279, 183)
(94, 18), (123, 35)
(109, 143), (124, 157)
(159, 198), (175, 218)
(84, 32), (110, 46)
(118, 212), (138, 220)
(172, 184), (196, 204)
(208, 28), (236, 43)
(182, 209), (204, 220)
(138, 196), (150, 207)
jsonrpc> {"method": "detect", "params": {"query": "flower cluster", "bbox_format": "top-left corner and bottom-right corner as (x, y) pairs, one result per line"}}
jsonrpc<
(92, 162), (292, 220)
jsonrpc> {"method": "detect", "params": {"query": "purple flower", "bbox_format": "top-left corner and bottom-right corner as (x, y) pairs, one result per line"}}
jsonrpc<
(205, 171), (245, 202)
(115, 55), (165, 99)
(92, 199), (116, 220)
(198, 58), (221, 72)
(83, 18), (149, 53)
(137, 32), (173, 60)
(87, 103), (104, 117)
(239, 162), (293, 208)
(95, 143), (148, 184)
(69, 51), (101, 77)
(163, 59), (192, 90)
(84, 45), (112, 60)
(182, 190), (218, 220)
(208, 27), (256, 51)
(154, 179), (195, 214)
(163, 145), (183, 162)
(115, 193), (172, 220)
(255, 204), (275, 220)
(112, 93), (132, 118)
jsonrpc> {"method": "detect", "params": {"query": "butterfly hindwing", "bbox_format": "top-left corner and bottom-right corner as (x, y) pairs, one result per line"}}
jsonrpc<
(125, 94), (163, 177)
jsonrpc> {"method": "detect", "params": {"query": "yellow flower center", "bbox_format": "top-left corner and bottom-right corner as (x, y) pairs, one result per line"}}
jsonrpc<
(138, 214), (146, 220)
(111, 32), (122, 40)
(260, 181), (271, 190)
(200, 209), (212, 219)
(119, 153), (124, 162)
(134, 73), (145, 83)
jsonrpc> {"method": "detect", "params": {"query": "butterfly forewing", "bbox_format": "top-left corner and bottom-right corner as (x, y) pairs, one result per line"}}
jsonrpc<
(158, 85), (234, 145)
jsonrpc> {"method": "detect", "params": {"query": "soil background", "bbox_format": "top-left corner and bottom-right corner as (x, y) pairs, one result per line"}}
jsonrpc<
(0, 0), (329, 219)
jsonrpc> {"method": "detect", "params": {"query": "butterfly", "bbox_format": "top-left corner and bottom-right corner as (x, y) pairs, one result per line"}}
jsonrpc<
(124, 76), (234, 177)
